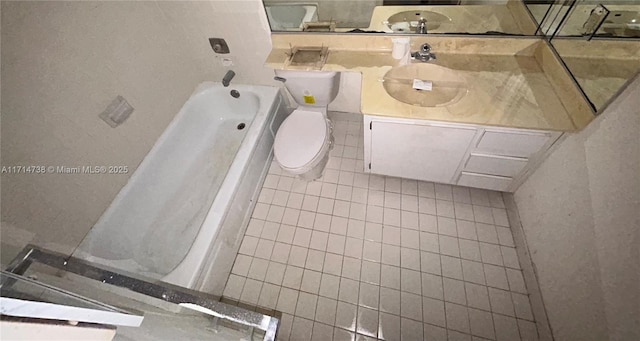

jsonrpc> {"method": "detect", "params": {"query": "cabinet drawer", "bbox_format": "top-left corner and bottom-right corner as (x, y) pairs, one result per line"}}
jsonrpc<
(458, 172), (512, 192)
(464, 154), (528, 177)
(476, 130), (551, 157)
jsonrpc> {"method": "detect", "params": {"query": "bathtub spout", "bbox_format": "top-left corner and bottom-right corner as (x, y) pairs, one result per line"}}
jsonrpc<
(222, 70), (235, 87)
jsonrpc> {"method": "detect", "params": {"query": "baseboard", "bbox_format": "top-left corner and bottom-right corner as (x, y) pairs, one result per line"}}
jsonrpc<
(503, 193), (554, 341)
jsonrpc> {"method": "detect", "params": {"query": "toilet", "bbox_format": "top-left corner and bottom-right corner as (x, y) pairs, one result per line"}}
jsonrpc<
(273, 69), (340, 180)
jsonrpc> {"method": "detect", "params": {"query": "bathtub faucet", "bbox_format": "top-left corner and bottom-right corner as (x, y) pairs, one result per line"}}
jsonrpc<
(222, 70), (235, 87)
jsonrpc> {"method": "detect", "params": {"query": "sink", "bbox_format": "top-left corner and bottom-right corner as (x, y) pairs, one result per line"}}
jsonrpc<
(382, 64), (467, 107)
(386, 11), (451, 32)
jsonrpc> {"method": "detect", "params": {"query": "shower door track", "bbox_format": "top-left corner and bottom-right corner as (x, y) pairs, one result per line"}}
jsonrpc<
(2, 244), (279, 341)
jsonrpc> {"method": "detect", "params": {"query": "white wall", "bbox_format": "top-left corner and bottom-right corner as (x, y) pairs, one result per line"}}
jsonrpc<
(513, 76), (640, 341)
(0, 0), (276, 262)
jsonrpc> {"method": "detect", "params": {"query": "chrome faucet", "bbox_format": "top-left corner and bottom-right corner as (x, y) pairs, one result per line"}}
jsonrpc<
(415, 17), (428, 34)
(222, 70), (235, 87)
(411, 43), (436, 62)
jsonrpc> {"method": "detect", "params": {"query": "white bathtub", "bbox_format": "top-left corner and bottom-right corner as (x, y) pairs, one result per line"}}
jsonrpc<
(76, 82), (287, 295)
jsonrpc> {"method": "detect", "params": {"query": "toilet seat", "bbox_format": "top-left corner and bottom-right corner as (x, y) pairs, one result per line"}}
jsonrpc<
(274, 109), (331, 174)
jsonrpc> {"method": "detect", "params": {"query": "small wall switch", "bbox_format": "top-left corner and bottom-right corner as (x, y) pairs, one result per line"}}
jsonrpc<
(99, 95), (133, 128)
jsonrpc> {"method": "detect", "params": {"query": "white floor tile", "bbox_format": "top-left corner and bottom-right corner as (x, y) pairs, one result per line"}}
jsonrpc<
(316, 296), (338, 325)
(488, 287), (515, 317)
(310, 230), (329, 251)
(445, 302), (470, 333)
(441, 255), (464, 280)
(319, 273), (341, 299)
(288, 245), (308, 268)
(311, 322), (334, 341)
(419, 213), (438, 233)
(381, 244), (401, 266)
(400, 248), (421, 271)
(277, 224), (296, 244)
(301, 269), (322, 294)
(265, 261), (286, 285)
(223, 115), (533, 340)
(468, 308), (495, 340)
(357, 307), (379, 337)
(335, 301), (358, 332)
(342, 257), (362, 280)
(439, 235), (461, 258)
(423, 297), (446, 327)
(305, 249), (326, 271)
(324, 253), (344, 276)
(400, 268), (422, 295)
(401, 317), (424, 340)
(240, 278), (262, 305)
(296, 292), (319, 320)
(290, 316), (313, 341)
(339, 278), (360, 305)
(479, 242), (504, 266)
(344, 237), (364, 259)
(361, 260), (381, 285)
(401, 292), (423, 320)
(442, 277), (466, 306)
(461, 259), (486, 285)
(379, 287), (401, 315)
(456, 220), (478, 240)
(378, 312), (401, 341)
(282, 265), (304, 290)
(363, 241), (382, 262)
(437, 200), (456, 218)
(424, 323), (447, 340)
(258, 282), (280, 309)
(476, 223), (499, 244)
(231, 254), (252, 277)
(422, 272), (444, 300)
(380, 264), (401, 290)
(247, 257), (269, 281)
(459, 239), (482, 262)
(465, 282), (491, 311)
(421, 251), (442, 275)
(493, 313), (520, 341)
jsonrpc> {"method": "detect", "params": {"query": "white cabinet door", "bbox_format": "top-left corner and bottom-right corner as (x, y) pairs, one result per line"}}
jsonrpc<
(370, 121), (476, 183)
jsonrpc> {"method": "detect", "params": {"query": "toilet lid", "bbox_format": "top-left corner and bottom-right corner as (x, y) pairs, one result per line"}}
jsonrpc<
(275, 109), (328, 169)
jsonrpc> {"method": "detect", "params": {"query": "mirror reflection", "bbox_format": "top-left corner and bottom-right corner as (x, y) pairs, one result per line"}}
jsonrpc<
(536, 0), (640, 112)
(527, 0), (640, 38)
(263, 0), (541, 35)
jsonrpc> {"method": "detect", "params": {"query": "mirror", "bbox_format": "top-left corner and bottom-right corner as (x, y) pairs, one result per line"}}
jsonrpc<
(541, 0), (640, 112)
(262, 0), (546, 35)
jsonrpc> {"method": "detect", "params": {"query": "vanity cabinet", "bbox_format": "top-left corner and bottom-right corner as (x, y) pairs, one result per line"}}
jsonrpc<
(369, 120), (476, 183)
(363, 115), (562, 192)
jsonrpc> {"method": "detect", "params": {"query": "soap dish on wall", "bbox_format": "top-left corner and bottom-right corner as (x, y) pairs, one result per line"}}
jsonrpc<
(302, 21), (336, 32)
(284, 46), (329, 70)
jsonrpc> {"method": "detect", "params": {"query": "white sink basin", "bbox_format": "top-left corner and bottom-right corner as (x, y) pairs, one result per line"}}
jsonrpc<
(386, 10), (451, 32)
(382, 64), (467, 107)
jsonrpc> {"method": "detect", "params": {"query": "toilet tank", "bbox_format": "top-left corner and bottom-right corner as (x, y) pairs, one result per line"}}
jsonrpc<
(275, 69), (340, 107)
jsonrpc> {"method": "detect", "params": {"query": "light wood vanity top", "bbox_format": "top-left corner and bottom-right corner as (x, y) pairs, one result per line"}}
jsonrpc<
(267, 34), (595, 132)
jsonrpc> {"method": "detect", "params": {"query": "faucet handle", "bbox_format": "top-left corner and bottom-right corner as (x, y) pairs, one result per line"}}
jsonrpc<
(420, 43), (432, 53)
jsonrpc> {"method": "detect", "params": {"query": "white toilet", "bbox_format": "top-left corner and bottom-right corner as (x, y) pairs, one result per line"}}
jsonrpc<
(274, 69), (340, 180)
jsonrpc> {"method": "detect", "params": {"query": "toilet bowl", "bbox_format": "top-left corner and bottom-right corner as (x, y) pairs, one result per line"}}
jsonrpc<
(274, 108), (333, 180)
(273, 70), (340, 180)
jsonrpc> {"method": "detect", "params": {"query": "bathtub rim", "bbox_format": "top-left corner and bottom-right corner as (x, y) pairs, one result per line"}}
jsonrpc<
(75, 81), (281, 288)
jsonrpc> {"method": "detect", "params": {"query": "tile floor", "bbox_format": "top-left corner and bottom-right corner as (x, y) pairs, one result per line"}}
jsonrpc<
(222, 113), (538, 341)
